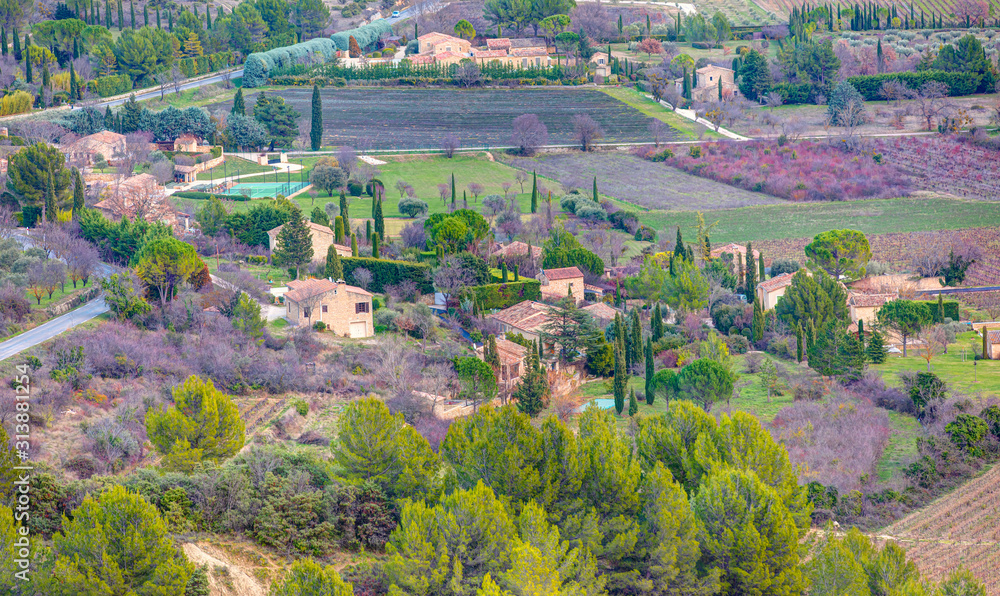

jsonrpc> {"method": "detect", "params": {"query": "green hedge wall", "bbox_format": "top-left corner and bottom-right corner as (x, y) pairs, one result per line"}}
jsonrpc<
(176, 52), (234, 78)
(464, 280), (541, 311)
(88, 74), (132, 97)
(769, 82), (812, 104)
(846, 70), (980, 100)
(916, 299), (960, 323)
(341, 257), (433, 294)
(172, 191), (251, 202)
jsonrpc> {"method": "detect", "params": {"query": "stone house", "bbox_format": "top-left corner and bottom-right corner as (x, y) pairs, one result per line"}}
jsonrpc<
(711, 242), (761, 271)
(582, 302), (618, 327)
(413, 32), (553, 68)
(488, 300), (552, 345)
(756, 272), (796, 311)
(984, 329), (1000, 360)
(94, 173), (190, 232)
(675, 64), (738, 102)
(476, 337), (528, 396)
(283, 278), (373, 337)
(65, 131), (127, 167)
(267, 221), (351, 263)
(848, 293), (897, 326)
(491, 240), (543, 262)
(538, 266), (585, 305)
(417, 32), (471, 58)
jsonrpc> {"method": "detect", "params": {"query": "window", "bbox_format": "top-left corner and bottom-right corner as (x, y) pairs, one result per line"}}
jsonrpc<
(710, 76), (714, 81)
(446, 46), (452, 51)
(321, 305), (328, 313)
(356, 302), (370, 314)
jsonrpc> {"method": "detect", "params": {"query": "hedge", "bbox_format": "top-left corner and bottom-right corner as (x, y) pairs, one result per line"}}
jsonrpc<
(172, 191), (251, 202)
(89, 74), (132, 97)
(176, 52), (233, 78)
(464, 280), (542, 311)
(331, 20), (393, 52)
(846, 70), (980, 100)
(916, 299), (959, 323)
(769, 82), (812, 105)
(244, 38), (339, 87)
(341, 257), (433, 294)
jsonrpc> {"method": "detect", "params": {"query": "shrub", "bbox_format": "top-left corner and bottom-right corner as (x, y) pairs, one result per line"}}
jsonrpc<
(88, 74), (132, 97)
(725, 334), (750, 354)
(462, 280), (541, 310)
(0, 91), (33, 116)
(828, 81), (868, 126)
(769, 258), (800, 276)
(313, 321), (327, 331)
(634, 226), (656, 241)
(945, 413), (989, 457)
(244, 38), (341, 87)
(398, 197), (429, 218)
(341, 257), (433, 294)
(293, 399), (309, 416)
(575, 202), (607, 221)
(348, 182), (363, 196)
(846, 70), (982, 100)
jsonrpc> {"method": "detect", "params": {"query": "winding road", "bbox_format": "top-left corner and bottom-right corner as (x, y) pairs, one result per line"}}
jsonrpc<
(0, 298), (108, 363)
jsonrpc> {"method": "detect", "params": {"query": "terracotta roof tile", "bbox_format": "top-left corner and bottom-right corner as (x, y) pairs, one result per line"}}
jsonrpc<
(491, 241), (542, 259)
(542, 266), (584, 281)
(284, 279), (373, 302)
(987, 330), (1000, 343)
(849, 293), (896, 308)
(489, 300), (551, 333)
(582, 302), (617, 322)
(757, 272), (796, 293)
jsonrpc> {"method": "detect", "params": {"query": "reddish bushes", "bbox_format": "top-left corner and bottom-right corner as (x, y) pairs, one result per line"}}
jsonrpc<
(654, 140), (911, 201)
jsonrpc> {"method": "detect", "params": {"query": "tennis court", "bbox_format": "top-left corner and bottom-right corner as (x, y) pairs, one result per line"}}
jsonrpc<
(228, 181), (309, 198)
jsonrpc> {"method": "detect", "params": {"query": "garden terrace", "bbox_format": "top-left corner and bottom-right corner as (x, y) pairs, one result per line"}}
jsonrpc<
(210, 88), (682, 151)
(659, 140), (911, 202)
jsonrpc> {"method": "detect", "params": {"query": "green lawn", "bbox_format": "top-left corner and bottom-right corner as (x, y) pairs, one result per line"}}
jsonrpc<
(870, 331), (1000, 395)
(653, 197), (1000, 245)
(197, 156), (277, 181)
(599, 87), (717, 140)
(878, 411), (923, 481)
(26, 283), (93, 310)
(206, 258), (292, 286)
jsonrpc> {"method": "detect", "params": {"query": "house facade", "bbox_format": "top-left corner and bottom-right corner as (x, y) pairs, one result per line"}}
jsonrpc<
(284, 278), (373, 337)
(675, 64), (738, 102)
(476, 337), (528, 396)
(756, 272), (796, 311)
(848, 293), (897, 326)
(984, 329), (1000, 360)
(538, 266), (585, 305)
(412, 33), (553, 68)
(267, 221), (351, 263)
(488, 300), (552, 345)
(93, 173), (190, 232)
(65, 131), (127, 166)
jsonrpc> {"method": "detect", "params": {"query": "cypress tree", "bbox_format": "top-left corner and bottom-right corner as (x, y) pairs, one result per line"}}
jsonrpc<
(24, 50), (31, 83)
(613, 342), (626, 415)
(45, 172), (55, 222)
(796, 323), (804, 362)
(737, 253), (745, 294)
(592, 176), (598, 203)
(168, 9), (173, 31)
(652, 303), (664, 341)
(530, 171), (537, 213)
(42, 63), (49, 91)
(130, 0), (135, 28)
(143, 3), (148, 26)
(745, 243), (757, 302)
(1, 29), (6, 57)
(374, 197), (384, 240)
(157, 6), (161, 28)
(450, 173), (456, 206)
(365, 220), (372, 242)
(104, 0), (110, 28)
(644, 338), (654, 405)
(231, 87), (245, 116)
(340, 191), (350, 233)
(937, 294), (944, 322)
(72, 168), (85, 217)
(371, 233), (380, 259)
(206, 7), (212, 29)
(630, 309), (642, 367)
(614, 313), (626, 356)
(858, 319), (865, 341)
(501, 262), (508, 283)
(69, 60), (78, 101)
(758, 252), (766, 281)
(628, 388), (638, 417)
(12, 26), (19, 61)
(752, 301), (764, 343)
(73, 38), (79, 59)
(117, 0), (124, 29)
(334, 216), (344, 243)
(674, 227), (685, 261)
(326, 245), (343, 279)
(513, 264), (519, 281)
(350, 233), (358, 256)
(310, 84), (322, 151)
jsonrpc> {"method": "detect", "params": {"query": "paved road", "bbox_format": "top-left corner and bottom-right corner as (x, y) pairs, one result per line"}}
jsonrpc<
(0, 298), (108, 362)
(78, 69), (244, 110)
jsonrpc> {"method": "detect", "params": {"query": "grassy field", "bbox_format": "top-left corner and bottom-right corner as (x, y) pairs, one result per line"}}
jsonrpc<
(878, 411), (923, 481)
(598, 87), (715, 140)
(871, 331), (1000, 395)
(25, 283), (94, 310)
(197, 156), (277, 181)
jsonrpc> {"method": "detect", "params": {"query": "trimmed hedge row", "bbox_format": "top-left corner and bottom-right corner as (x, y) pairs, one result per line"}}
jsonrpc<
(331, 20), (393, 52)
(769, 82), (812, 104)
(341, 257), (433, 294)
(172, 191), (251, 202)
(464, 280), (541, 311)
(88, 74), (132, 97)
(176, 52), (234, 78)
(916, 299), (960, 323)
(244, 38), (339, 87)
(846, 70), (980, 100)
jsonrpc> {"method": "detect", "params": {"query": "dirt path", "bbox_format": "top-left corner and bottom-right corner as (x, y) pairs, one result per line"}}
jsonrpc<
(183, 543), (267, 596)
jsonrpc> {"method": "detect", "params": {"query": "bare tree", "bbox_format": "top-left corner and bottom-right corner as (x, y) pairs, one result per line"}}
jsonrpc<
(114, 132), (154, 179)
(371, 336), (419, 394)
(420, 362), (458, 414)
(171, 64), (184, 95)
(454, 60), (482, 88)
(219, 68), (234, 89)
(572, 114), (604, 151)
(766, 91), (784, 109)
(879, 79), (912, 106)
(437, 183), (450, 205)
(155, 71), (171, 100)
(515, 170), (528, 193)
(352, 267), (373, 290)
(101, 174), (168, 222)
(0, 206), (16, 239)
(649, 119), (669, 146)
(510, 114), (549, 156)
(914, 82), (950, 131)
(434, 256), (473, 304)
(441, 133), (460, 158)
(467, 182), (484, 203)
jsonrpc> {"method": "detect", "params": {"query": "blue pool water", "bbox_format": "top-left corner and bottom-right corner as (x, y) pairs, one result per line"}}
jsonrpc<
(576, 398), (617, 413)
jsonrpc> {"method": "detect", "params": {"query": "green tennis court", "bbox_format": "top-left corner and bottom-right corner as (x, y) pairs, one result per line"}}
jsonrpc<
(228, 181), (309, 198)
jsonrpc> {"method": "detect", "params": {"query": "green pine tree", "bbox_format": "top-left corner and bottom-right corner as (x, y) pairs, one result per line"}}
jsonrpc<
(592, 176), (598, 203)
(652, 303), (664, 341)
(867, 328), (887, 364)
(745, 242), (757, 303)
(326, 245), (343, 279)
(350, 233), (358, 256)
(371, 232), (380, 259)
(796, 323), (804, 362)
(374, 197), (384, 241)
(628, 387), (639, 417)
(613, 342), (626, 415)
(334, 216), (345, 243)
(310, 84), (322, 151)
(758, 252), (766, 281)
(513, 349), (548, 417)
(272, 208), (314, 279)
(644, 337), (654, 405)
(530, 171), (537, 213)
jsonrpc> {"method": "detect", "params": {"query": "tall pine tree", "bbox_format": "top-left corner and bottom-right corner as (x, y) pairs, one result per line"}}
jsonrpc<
(72, 168), (85, 217)
(272, 207), (314, 279)
(530, 171), (537, 213)
(310, 84), (323, 151)
(339, 190), (349, 233)
(644, 338), (654, 405)
(745, 243), (757, 303)
(231, 87), (245, 116)
(613, 342), (626, 415)
(325, 245), (343, 279)
(11, 26), (18, 61)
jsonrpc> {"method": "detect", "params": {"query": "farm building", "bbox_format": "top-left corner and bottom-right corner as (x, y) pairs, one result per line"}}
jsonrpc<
(582, 302), (619, 327)
(489, 300), (552, 345)
(284, 278), (373, 337)
(267, 221), (351, 263)
(538, 266), (585, 305)
(985, 329), (1000, 360)
(412, 32), (554, 68)
(675, 65), (738, 102)
(64, 131), (127, 167)
(94, 174), (191, 233)
(491, 240), (543, 262)
(756, 272), (796, 311)
(476, 337), (528, 396)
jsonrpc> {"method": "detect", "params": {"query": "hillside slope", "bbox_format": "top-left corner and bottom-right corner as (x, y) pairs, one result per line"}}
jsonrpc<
(751, 0), (1000, 19)
(879, 464), (1000, 592)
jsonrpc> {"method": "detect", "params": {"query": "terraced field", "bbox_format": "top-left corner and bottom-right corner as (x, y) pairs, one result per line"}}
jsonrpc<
(880, 464), (1000, 592)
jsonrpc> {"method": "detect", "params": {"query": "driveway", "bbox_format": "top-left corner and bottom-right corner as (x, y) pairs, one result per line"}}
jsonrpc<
(0, 298), (108, 362)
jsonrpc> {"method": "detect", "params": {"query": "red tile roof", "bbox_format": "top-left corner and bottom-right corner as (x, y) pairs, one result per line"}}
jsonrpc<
(757, 272), (796, 293)
(473, 49), (508, 58)
(284, 279), (372, 302)
(486, 38), (511, 50)
(268, 221), (335, 238)
(542, 266), (584, 281)
(491, 241), (542, 259)
(477, 337), (527, 365)
(489, 300), (551, 333)
(582, 302), (618, 322)
(987, 330), (1000, 344)
(849, 293), (896, 308)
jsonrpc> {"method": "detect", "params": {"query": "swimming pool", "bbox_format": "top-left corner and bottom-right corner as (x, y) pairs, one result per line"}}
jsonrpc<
(227, 181), (308, 198)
